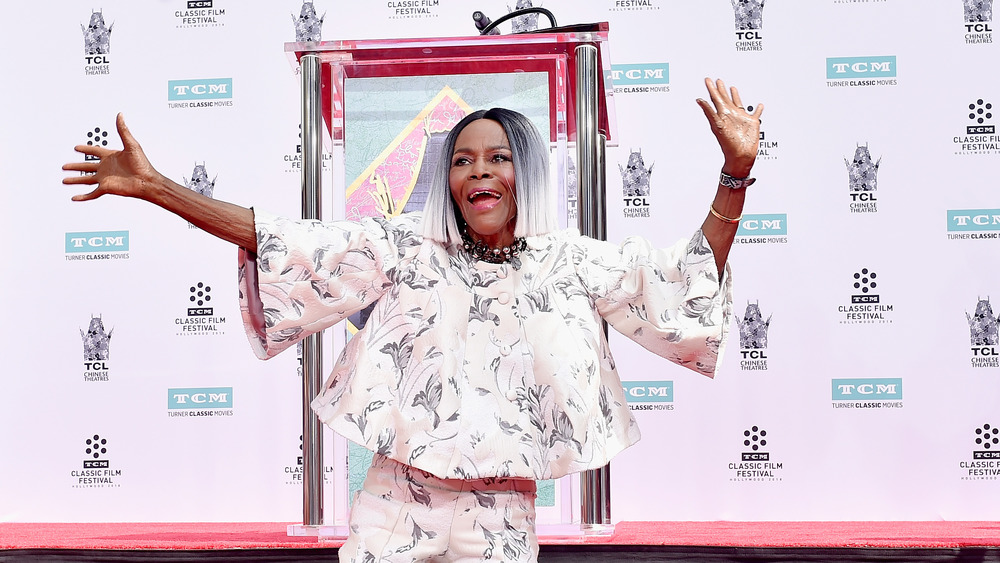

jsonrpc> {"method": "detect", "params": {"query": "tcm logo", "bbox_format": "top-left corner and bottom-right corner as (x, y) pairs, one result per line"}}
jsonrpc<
(65, 231), (129, 253)
(622, 381), (673, 403)
(83, 434), (110, 468)
(826, 56), (896, 79)
(188, 0), (213, 7)
(948, 209), (1000, 231)
(736, 214), (786, 236)
(168, 78), (232, 100)
(831, 378), (902, 400)
(967, 99), (994, 134)
(168, 387), (233, 409)
(609, 63), (669, 85)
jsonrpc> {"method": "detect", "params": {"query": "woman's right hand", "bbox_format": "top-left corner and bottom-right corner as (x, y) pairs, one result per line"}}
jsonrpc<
(62, 112), (258, 251)
(62, 113), (163, 202)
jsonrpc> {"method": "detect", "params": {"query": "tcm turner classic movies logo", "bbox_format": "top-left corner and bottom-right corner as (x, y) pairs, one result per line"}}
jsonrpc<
(609, 63), (669, 95)
(832, 378), (903, 409)
(168, 78), (233, 109)
(622, 381), (674, 412)
(65, 231), (130, 261)
(167, 387), (234, 417)
(826, 56), (897, 88)
(948, 209), (1000, 240)
(733, 214), (787, 245)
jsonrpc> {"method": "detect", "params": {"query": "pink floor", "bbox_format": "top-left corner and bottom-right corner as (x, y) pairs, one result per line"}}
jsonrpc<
(2, 521), (1000, 551)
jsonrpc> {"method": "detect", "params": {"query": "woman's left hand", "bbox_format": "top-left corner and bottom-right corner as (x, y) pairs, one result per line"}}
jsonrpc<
(696, 78), (763, 178)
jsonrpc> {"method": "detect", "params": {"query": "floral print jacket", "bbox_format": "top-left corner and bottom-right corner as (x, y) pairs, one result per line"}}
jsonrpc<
(238, 210), (732, 480)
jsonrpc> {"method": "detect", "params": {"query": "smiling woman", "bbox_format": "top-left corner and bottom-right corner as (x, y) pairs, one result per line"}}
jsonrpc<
(63, 78), (762, 563)
(422, 108), (557, 254)
(448, 119), (518, 249)
(448, 119), (517, 248)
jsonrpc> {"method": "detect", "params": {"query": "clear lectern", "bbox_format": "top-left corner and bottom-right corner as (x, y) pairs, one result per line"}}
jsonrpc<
(285, 23), (618, 539)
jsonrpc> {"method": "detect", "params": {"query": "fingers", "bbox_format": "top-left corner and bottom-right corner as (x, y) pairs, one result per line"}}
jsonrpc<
(695, 97), (718, 123)
(62, 173), (98, 185)
(715, 78), (728, 97)
(62, 160), (100, 191)
(702, 78), (763, 119)
(704, 77), (725, 111)
(62, 157), (101, 172)
(72, 143), (111, 159)
(63, 114), (131, 203)
(71, 189), (103, 202)
(730, 86), (764, 119)
(116, 113), (138, 149)
(730, 86), (744, 109)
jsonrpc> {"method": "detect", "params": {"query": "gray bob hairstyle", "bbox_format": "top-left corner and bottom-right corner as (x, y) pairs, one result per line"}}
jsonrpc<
(421, 108), (557, 245)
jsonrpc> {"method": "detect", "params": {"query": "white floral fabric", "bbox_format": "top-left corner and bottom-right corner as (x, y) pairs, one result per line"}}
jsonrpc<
(340, 453), (538, 563)
(238, 210), (732, 481)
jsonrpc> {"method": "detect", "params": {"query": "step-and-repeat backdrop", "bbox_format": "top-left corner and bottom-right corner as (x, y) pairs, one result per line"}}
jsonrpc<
(2, 0), (998, 523)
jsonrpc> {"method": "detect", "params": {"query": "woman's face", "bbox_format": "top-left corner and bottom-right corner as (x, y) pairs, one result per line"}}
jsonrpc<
(449, 119), (517, 248)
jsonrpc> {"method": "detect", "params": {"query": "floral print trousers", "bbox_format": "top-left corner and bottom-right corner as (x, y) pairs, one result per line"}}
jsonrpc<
(339, 454), (538, 562)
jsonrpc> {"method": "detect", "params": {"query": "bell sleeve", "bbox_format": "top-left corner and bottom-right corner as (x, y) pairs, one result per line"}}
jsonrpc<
(238, 210), (418, 360)
(573, 229), (733, 377)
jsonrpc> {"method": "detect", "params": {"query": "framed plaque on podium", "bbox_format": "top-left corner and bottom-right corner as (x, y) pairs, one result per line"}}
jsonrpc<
(285, 23), (618, 540)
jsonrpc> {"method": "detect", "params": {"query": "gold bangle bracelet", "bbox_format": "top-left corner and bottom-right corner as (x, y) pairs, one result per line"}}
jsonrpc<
(709, 204), (742, 224)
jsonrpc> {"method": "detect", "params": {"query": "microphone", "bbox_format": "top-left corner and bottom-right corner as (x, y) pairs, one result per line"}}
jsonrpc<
(473, 8), (558, 35)
(472, 11), (501, 35)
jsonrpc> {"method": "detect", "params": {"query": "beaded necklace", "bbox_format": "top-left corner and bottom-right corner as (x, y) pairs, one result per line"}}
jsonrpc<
(460, 228), (527, 267)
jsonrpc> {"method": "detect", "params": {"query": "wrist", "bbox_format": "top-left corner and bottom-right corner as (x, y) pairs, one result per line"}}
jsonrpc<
(722, 164), (753, 178)
(139, 170), (171, 204)
(719, 169), (755, 190)
(721, 163), (753, 178)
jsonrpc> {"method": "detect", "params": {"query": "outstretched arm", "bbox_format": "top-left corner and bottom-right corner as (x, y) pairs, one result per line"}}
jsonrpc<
(695, 78), (764, 277)
(62, 113), (257, 252)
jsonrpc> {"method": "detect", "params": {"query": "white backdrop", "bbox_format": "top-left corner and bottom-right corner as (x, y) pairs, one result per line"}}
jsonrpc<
(2, 0), (999, 524)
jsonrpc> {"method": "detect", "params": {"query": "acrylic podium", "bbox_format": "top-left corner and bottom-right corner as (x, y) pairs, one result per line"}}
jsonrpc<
(284, 23), (618, 539)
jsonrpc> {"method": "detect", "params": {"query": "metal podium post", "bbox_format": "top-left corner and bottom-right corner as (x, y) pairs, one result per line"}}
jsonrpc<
(575, 43), (613, 534)
(299, 53), (324, 527)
